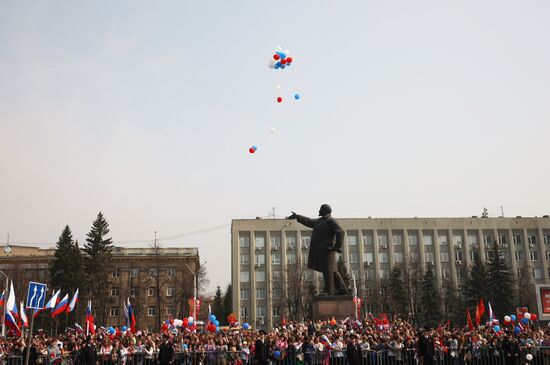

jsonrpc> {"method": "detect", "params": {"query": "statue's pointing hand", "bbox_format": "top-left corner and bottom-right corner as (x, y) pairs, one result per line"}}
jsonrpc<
(286, 211), (297, 220)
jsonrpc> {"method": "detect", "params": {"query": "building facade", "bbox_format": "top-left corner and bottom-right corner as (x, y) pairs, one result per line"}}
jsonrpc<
(231, 216), (550, 329)
(0, 245), (200, 330)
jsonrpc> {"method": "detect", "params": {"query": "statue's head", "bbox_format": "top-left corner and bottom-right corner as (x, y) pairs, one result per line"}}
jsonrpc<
(318, 204), (332, 217)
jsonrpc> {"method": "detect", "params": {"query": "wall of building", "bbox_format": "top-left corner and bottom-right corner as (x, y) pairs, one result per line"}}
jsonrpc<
(231, 217), (550, 329)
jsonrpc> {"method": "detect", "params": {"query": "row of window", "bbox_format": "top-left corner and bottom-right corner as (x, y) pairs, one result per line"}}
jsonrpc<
(240, 233), (550, 251)
(109, 306), (173, 317)
(112, 267), (178, 278)
(110, 287), (177, 297)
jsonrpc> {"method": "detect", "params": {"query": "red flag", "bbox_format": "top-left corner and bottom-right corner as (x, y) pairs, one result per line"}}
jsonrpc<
(475, 298), (485, 325)
(467, 308), (474, 330)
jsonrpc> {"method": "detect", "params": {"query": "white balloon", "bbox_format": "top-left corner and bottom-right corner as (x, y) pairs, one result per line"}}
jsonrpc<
(188, 316), (194, 323)
(504, 316), (511, 322)
(270, 127), (277, 133)
(526, 354), (533, 361)
(524, 312), (531, 319)
(275, 84), (281, 90)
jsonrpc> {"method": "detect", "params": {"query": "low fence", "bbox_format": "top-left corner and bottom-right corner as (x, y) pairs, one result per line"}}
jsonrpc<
(2, 347), (550, 365)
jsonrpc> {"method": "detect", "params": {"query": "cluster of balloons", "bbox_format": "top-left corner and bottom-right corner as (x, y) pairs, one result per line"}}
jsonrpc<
(207, 313), (220, 333)
(275, 93), (301, 104)
(268, 47), (293, 70)
(107, 326), (116, 335)
(248, 145), (258, 154)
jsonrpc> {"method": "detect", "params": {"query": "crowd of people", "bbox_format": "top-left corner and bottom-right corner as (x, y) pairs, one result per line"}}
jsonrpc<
(1, 317), (549, 365)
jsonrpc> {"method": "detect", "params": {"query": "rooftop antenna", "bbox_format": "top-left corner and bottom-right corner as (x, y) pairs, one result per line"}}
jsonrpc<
(482, 207), (489, 218)
(500, 206), (505, 218)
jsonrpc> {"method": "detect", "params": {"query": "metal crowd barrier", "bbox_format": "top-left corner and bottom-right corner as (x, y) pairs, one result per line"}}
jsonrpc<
(2, 347), (550, 365)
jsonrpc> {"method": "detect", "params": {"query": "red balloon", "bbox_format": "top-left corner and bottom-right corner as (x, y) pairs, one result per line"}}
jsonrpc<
(273, 54), (280, 60)
(208, 324), (216, 333)
(531, 314), (538, 321)
(286, 57), (293, 63)
(277, 97), (282, 103)
(249, 147), (255, 154)
(281, 58), (287, 65)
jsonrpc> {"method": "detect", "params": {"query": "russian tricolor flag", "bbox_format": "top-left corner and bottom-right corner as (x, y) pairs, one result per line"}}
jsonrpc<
(51, 294), (69, 318)
(20, 301), (28, 327)
(5, 281), (20, 336)
(66, 289), (78, 313)
(86, 300), (95, 335)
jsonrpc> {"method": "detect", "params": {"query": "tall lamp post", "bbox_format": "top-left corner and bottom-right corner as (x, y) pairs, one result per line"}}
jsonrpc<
(184, 261), (206, 328)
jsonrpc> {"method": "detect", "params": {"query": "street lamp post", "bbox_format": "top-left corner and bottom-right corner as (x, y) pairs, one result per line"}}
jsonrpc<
(184, 261), (206, 329)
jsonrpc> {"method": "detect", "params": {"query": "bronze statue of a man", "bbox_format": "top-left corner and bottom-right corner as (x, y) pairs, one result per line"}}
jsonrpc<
(287, 204), (348, 295)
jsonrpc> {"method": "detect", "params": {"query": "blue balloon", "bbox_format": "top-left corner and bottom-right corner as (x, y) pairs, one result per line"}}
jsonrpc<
(215, 326), (220, 333)
(252, 146), (257, 151)
(280, 53), (286, 59)
(274, 63), (280, 69)
(121, 326), (127, 332)
(294, 94), (300, 100)
(510, 314), (517, 321)
(274, 351), (281, 359)
(243, 322), (250, 330)
(280, 64), (286, 69)
(211, 314), (217, 321)
(514, 326), (521, 334)
(493, 325), (501, 332)
(521, 317), (529, 325)
(214, 320), (219, 326)
(183, 344), (188, 350)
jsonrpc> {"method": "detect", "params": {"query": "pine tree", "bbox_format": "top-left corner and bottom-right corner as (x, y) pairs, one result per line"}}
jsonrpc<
(222, 284), (232, 325)
(212, 286), (224, 324)
(441, 278), (464, 326)
(464, 259), (490, 309)
(487, 241), (515, 318)
(50, 226), (75, 292)
(389, 266), (408, 316)
(83, 212), (114, 325)
(420, 266), (443, 328)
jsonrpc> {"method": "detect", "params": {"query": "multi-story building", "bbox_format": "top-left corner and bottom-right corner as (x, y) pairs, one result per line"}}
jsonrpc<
(0, 245), (200, 330)
(231, 216), (550, 329)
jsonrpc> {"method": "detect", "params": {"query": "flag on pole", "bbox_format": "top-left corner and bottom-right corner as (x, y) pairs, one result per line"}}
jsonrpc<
(127, 298), (136, 333)
(20, 302), (28, 327)
(0, 290), (5, 307)
(467, 307), (474, 330)
(67, 289), (79, 313)
(488, 301), (494, 323)
(475, 298), (485, 325)
(5, 282), (20, 336)
(86, 300), (95, 335)
(7, 281), (18, 318)
(34, 289), (60, 318)
(51, 294), (69, 318)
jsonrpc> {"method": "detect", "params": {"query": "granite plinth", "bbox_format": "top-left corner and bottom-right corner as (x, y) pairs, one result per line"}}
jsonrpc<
(312, 295), (354, 321)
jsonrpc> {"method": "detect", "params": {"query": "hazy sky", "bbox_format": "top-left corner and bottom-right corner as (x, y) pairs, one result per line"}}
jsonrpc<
(1, 1), (549, 293)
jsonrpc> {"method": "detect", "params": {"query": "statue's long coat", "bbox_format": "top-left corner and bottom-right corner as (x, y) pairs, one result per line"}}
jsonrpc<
(295, 214), (344, 272)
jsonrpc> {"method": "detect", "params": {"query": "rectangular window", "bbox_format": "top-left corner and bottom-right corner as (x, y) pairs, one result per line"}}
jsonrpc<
(515, 251), (524, 261)
(166, 287), (176, 297)
(363, 233), (373, 246)
(239, 235), (250, 248)
(112, 268), (120, 277)
(530, 251), (540, 261)
(364, 253), (373, 264)
(272, 289), (282, 299)
(240, 307), (247, 318)
(533, 268), (543, 279)
(483, 234), (492, 245)
(273, 307), (279, 317)
(410, 252), (419, 262)
(165, 307), (173, 316)
(130, 288), (137, 298)
(378, 234), (388, 247)
(498, 234), (507, 245)
(349, 252), (359, 264)
(408, 234), (418, 246)
(255, 235), (265, 251)
(425, 252), (434, 264)
(347, 234), (358, 246)
(301, 236), (311, 250)
(545, 234), (550, 245)
(453, 235), (463, 246)
(271, 253), (281, 265)
(167, 267), (176, 277)
(147, 287), (154, 296)
(546, 251), (550, 261)
(256, 271), (266, 282)
(286, 234), (297, 250)
(423, 234), (433, 246)
(109, 307), (119, 317)
(255, 254), (265, 265)
(393, 233), (403, 246)
(468, 234), (478, 245)
(240, 271), (250, 282)
(379, 253), (388, 263)
(439, 235), (448, 246)
(470, 251), (479, 262)
(513, 234), (521, 245)
(442, 269), (450, 279)
(257, 306), (266, 317)
(240, 289), (249, 300)
(455, 251), (463, 262)
(272, 270), (281, 281)
(240, 254), (250, 265)
(130, 268), (139, 278)
(393, 252), (403, 263)
(287, 253), (296, 264)
(148, 307), (156, 317)
(271, 235), (281, 250)
(256, 289), (266, 299)
(110, 288), (119, 297)
(528, 235), (537, 245)
(440, 252), (449, 263)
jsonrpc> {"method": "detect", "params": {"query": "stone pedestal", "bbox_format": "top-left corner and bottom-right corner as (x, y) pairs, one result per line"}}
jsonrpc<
(312, 295), (355, 321)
